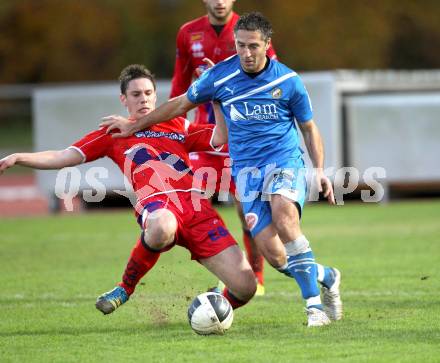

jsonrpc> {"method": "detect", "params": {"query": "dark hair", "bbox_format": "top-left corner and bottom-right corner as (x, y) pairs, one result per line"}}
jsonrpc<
(234, 12), (273, 41)
(119, 64), (156, 95)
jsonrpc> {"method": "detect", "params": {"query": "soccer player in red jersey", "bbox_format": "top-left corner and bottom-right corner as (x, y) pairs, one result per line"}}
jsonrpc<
(0, 64), (257, 313)
(170, 0), (277, 295)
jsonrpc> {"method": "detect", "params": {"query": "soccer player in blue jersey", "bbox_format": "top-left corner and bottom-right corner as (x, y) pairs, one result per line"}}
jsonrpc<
(101, 12), (342, 327)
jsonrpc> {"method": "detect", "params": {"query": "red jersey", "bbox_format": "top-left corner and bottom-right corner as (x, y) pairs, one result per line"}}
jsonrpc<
(170, 12), (277, 125)
(69, 118), (220, 213)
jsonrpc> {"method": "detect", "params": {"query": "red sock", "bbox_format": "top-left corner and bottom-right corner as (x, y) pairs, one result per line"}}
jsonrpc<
(242, 231), (265, 285)
(222, 288), (249, 309)
(119, 236), (160, 296)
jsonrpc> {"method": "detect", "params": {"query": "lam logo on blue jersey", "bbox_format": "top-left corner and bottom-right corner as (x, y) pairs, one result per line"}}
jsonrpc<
(229, 102), (279, 121)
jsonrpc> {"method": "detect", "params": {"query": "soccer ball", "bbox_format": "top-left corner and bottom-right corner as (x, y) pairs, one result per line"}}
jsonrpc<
(187, 292), (233, 335)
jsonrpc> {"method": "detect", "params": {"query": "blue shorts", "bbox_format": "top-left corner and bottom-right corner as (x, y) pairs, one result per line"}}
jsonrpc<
(233, 158), (307, 237)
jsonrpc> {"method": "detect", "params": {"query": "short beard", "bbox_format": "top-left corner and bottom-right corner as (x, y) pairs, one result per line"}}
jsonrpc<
(208, 9), (231, 24)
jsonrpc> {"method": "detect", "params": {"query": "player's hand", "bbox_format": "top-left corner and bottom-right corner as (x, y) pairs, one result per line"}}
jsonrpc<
(203, 58), (215, 69)
(316, 169), (335, 205)
(195, 58), (216, 77)
(0, 154), (17, 175)
(99, 115), (136, 138)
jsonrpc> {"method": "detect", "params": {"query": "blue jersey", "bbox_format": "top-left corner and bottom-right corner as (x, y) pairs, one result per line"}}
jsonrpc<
(186, 55), (313, 169)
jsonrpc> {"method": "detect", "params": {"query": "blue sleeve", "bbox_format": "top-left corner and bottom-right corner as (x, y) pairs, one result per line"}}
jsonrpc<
(288, 76), (313, 123)
(186, 67), (216, 104)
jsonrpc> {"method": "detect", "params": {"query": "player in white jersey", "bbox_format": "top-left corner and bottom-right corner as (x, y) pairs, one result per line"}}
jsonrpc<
(101, 12), (342, 327)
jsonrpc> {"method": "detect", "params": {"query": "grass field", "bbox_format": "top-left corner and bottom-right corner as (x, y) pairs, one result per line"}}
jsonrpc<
(0, 201), (439, 362)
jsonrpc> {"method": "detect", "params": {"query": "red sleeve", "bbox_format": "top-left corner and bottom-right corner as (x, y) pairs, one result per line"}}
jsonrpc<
(69, 128), (112, 163)
(267, 41), (278, 60)
(185, 123), (223, 153)
(170, 26), (194, 98)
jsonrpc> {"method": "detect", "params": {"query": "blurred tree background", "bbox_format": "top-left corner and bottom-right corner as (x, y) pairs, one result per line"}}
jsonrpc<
(1, 0), (440, 84)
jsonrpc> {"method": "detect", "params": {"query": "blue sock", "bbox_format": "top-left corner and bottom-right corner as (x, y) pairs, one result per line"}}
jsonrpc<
(287, 251), (322, 309)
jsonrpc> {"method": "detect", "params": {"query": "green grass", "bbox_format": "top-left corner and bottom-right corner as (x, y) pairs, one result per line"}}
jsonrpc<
(0, 201), (439, 362)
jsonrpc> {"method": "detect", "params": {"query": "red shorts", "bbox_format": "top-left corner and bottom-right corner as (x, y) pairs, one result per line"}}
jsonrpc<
(189, 152), (236, 195)
(136, 192), (237, 260)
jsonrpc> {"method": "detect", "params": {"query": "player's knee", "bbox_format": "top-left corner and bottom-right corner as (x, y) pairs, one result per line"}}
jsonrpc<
(271, 197), (300, 232)
(273, 211), (299, 235)
(144, 210), (177, 249)
(144, 225), (174, 249)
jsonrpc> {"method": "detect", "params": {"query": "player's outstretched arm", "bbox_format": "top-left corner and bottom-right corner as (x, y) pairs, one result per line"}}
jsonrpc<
(211, 102), (228, 147)
(298, 120), (335, 205)
(0, 149), (83, 175)
(100, 94), (198, 138)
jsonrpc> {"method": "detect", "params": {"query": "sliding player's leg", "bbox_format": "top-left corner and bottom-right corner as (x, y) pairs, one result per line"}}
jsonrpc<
(201, 244), (256, 309)
(183, 198), (256, 309)
(96, 207), (177, 315)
